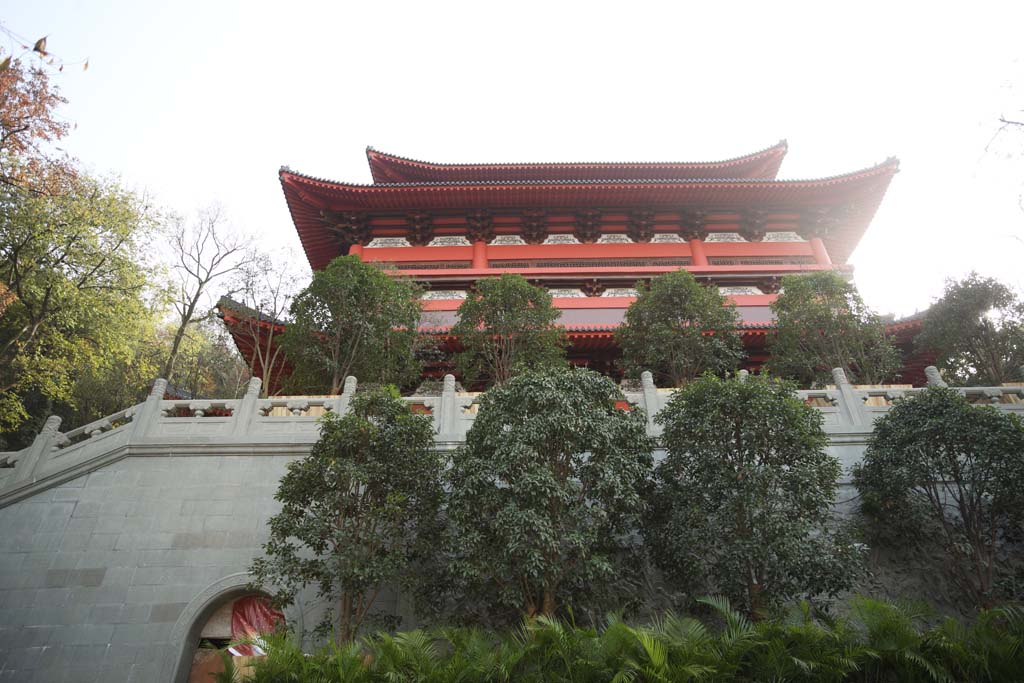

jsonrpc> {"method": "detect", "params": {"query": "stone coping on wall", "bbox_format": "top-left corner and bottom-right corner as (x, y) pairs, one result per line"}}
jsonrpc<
(0, 368), (1021, 509)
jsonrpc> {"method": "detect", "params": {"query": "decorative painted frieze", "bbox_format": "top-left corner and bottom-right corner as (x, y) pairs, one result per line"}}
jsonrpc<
(421, 290), (468, 300)
(705, 232), (745, 243)
(543, 234), (581, 245)
(764, 231), (804, 242)
(367, 237), (411, 248)
(651, 233), (684, 243)
(427, 236), (471, 247)
(548, 288), (586, 298)
(490, 235), (527, 246)
(602, 287), (639, 297)
(718, 286), (763, 296)
(596, 234), (632, 244)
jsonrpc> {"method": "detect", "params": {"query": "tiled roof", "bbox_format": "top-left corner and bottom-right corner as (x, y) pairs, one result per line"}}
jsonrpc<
(365, 141), (789, 183)
(280, 157), (898, 270)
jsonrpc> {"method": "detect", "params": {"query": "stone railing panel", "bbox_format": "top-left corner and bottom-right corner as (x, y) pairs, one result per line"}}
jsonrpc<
(3, 366), (1024, 509)
(151, 400), (238, 439)
(256, 397), (339, 418)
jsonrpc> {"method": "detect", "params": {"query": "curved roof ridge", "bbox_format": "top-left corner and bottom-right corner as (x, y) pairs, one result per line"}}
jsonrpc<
(283, 155), (897, 191)
(365, 141), (789, 183)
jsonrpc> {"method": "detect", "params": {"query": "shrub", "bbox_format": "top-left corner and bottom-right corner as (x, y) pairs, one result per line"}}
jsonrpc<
(280, 255), (422, 394)
(250, 388), (443, 642)
(646, 373), (860, 616)
(451, 273), (566, 386)
(246, 598), (1024, 683)
(916, 272), (1024, 386)
(767, 271), (901, 387)
(855, 386), (1024, 608)
(616, 270), (744, 387)
(446, 368), (654, 620)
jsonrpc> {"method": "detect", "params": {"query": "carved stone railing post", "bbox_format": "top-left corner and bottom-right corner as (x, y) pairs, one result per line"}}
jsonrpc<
(640, 371), (659, 430)
(131, 378), (168, 440)
(831, 367), (869, 427)
(231, 377), (263, 436)
(924, 366), (948, 388)
(336, 376), (357, 415)
(437, 374), (458, 437)
(12, 415), (62, 484)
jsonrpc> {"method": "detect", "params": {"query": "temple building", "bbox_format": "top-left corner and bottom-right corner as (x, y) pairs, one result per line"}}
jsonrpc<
(222, 143), (930, 387)
(4, 145), (1018, 683)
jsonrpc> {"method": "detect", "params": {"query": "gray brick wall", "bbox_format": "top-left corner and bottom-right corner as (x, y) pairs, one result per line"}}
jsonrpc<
(0, 454), (296, 683)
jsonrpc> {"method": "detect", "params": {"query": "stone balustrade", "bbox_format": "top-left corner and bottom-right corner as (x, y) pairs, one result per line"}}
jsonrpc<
(0, 367), (1021, 509)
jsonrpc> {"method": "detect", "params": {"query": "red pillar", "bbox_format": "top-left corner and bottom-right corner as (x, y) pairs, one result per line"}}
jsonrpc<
(688, 238), (708, 266)
(809, 237), (831, 266)
(472, 240), (488, 269)
(348, 243), (363, 259)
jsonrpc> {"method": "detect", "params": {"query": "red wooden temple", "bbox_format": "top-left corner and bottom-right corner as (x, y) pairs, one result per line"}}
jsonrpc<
(221, 143), (931, 390)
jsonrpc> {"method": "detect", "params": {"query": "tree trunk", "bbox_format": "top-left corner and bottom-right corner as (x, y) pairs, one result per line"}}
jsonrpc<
(541, 587), (556, 617)
(163, 292), (202, 383)
(339, 593), (353, 644)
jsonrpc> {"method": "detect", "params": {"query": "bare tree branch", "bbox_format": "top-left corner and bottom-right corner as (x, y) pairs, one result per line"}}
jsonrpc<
(162, 206), (252, 383)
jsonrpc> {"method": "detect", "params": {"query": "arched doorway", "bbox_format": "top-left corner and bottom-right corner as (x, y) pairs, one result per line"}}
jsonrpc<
(164, 574), (288, 683)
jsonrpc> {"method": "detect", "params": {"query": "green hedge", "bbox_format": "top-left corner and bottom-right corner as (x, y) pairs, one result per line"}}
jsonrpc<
(228, 597), (1024, 683)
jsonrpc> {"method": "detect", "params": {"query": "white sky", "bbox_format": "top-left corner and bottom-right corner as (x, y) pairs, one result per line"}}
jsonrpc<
(5, 0), (1023, 317)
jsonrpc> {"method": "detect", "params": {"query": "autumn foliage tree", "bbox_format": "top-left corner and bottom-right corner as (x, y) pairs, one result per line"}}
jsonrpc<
(0, 49), (71, 193)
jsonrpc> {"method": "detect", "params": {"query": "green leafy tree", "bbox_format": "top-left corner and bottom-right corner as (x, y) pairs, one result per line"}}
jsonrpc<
(251, 388), (443, 642)
(854, 386), (1024, 608)
(447, 368), (654, 619)
(451, 273), (566, 386)
(616, 270), (743, 387)
(646, 373), (859, 617)
(280, 255), (422, 394)
(916, 273), (1024, 386)
(0, 171), (156, 434)
(768, 271), (900, 387)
